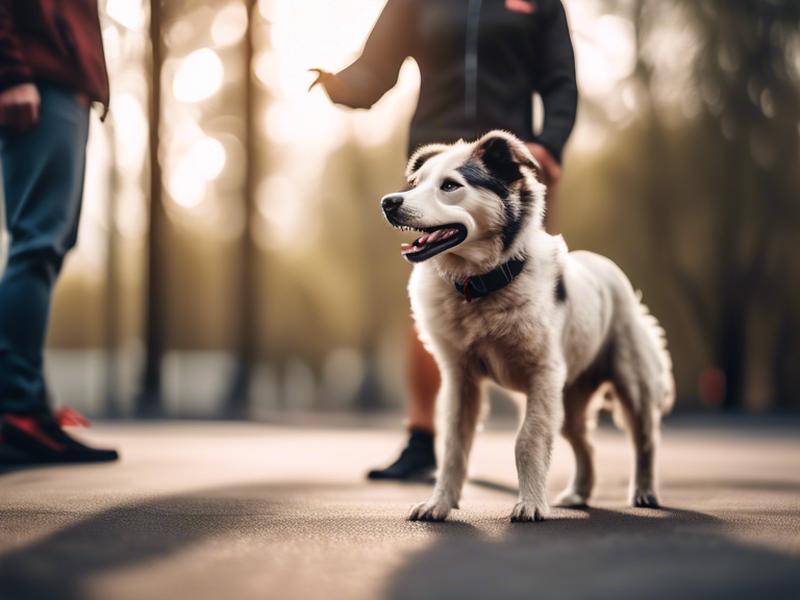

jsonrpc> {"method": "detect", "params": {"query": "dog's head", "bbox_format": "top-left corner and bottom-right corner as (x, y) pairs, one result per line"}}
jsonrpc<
(381, 131), (545, 274)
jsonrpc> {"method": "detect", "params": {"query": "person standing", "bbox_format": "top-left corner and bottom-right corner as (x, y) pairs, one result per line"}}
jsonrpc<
(314, 0), (577, 479)
(0, 1), (118, 463)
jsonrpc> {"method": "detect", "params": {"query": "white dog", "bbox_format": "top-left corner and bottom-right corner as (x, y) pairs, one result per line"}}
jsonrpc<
(381, 131), (674, 522)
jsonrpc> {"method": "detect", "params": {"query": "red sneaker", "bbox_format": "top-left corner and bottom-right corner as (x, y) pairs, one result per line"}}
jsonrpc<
(0, 410), (118, 464)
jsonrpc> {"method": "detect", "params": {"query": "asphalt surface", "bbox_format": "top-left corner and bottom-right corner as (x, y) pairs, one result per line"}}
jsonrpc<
(0, 418), (798, 600)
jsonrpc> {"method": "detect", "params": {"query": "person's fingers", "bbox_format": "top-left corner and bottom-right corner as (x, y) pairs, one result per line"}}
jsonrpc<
(3, 103), (20, 128)
(30, 98), (40, 126)
(11, 103), (37, 131)
(538, 153), (560, 185)
(535, 153), (553, 184)
(4, 103), (23, 129)
(547, 163), (562, 185)
(308, 68), (327, 91)
(16, 106), (32, 131)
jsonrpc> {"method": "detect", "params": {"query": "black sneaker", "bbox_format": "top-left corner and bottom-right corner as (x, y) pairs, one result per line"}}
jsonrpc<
(367, 428), (436, 481)
(0, 411), (119, 464)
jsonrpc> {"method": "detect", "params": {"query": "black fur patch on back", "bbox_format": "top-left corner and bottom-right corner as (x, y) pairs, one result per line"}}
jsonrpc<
(555, 274), (567, 302)
(457, 160), (509, 199)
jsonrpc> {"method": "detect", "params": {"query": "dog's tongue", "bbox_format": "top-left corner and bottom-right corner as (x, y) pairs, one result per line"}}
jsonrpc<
(401, 241), (421, 255)
(401, 232), (429, 255)
(400, 228), (454, 256)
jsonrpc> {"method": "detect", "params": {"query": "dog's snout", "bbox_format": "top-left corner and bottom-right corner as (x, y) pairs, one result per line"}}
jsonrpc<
(381, 195), (404, 213)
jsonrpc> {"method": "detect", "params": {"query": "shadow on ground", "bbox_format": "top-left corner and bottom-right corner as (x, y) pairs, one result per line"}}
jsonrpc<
(0, 479), (351, 600)
(388, 502), (800, 600)
(0, 475), (798, 600)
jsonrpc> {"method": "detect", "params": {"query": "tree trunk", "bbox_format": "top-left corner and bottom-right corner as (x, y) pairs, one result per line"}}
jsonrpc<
(139, 0), (166, 416)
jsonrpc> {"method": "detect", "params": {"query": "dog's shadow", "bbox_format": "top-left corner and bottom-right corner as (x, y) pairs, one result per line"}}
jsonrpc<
(389, 478), (800, 600)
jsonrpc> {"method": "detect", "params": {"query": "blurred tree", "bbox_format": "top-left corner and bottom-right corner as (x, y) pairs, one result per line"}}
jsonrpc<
(622, 0), (800, 409)
(224, 0), (261, 416)
(140, 0), (167, 415)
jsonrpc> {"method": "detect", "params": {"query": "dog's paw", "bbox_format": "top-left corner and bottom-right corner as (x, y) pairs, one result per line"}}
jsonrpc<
(510, 501), (547, 522)
(554, 489), (590, 508)
(408, 499), (454, 522)
(632, 489), (660, 509)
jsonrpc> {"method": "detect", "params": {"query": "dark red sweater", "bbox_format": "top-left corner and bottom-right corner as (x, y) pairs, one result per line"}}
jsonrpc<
(0, 0), (109, 113)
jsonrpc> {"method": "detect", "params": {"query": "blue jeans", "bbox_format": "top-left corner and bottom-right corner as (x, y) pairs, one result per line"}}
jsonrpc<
(0, 84), (90, 413)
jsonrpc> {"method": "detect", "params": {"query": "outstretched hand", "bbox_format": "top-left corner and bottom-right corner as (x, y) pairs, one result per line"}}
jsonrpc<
(0, 83), (40, 131)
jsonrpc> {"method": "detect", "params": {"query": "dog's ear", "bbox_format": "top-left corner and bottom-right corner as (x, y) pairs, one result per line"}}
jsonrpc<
(406, 144), (449, 179)
(473, 130), (542, 185)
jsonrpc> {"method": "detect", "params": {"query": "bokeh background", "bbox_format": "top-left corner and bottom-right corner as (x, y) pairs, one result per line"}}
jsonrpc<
(6, 0), (799, 418)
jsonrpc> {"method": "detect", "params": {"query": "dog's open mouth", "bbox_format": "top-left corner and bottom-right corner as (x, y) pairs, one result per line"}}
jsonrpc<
(396, 223), (467, 263)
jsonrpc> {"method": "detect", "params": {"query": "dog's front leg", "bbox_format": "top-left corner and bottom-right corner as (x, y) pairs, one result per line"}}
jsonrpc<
(511, 365), (565, 522)
(409, 370), (480, 522)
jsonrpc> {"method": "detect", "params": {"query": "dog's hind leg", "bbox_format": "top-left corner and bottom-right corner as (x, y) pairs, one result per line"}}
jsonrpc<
(409, 372), (482, 522)
(511, 363), (566, 522)
(612, 363), (662, 508)
(554, 379), (597, 508)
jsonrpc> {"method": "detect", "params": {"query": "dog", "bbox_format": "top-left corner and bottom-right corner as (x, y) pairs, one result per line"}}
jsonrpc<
(381, 130), (674, 522)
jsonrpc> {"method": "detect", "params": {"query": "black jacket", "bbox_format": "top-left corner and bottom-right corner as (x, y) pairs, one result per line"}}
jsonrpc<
(324, 0), (577, 161)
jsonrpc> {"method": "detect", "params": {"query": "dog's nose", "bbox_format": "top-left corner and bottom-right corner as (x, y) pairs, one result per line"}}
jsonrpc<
(381, 195), (403, 213)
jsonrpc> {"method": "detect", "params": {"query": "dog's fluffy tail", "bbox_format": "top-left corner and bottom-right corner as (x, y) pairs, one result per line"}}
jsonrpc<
(635, 291), (676, 415)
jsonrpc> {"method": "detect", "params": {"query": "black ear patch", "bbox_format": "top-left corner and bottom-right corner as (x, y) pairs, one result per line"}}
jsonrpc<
(475, 136), (523, 185)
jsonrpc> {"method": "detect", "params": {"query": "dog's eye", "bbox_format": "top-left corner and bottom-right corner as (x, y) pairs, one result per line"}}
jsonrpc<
(440, 179), (463, 192)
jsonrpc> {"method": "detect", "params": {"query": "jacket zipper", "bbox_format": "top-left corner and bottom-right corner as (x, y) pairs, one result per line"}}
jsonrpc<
(464, 0), (482, 118)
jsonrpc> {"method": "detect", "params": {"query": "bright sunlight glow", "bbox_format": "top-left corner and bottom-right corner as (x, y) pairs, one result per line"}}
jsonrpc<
(168, 136), (227, 208)
(173, 48), (225, 103)
(211, 3), (249, 48)
(105, 0), (144, 31)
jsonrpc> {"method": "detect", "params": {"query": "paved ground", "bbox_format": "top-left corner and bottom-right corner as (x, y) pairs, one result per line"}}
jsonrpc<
(0, 417), (798, 600)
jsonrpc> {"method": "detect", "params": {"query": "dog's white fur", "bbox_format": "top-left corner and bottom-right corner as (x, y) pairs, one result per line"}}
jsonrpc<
(384, 131), (674, 522)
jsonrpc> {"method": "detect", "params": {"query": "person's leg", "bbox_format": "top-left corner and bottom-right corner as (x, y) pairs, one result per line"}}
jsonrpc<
(0, 84), (116, 464)
(367, 327), (439, 480)
(0, 85), (88, 412)
(405, 327), (439, 432)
